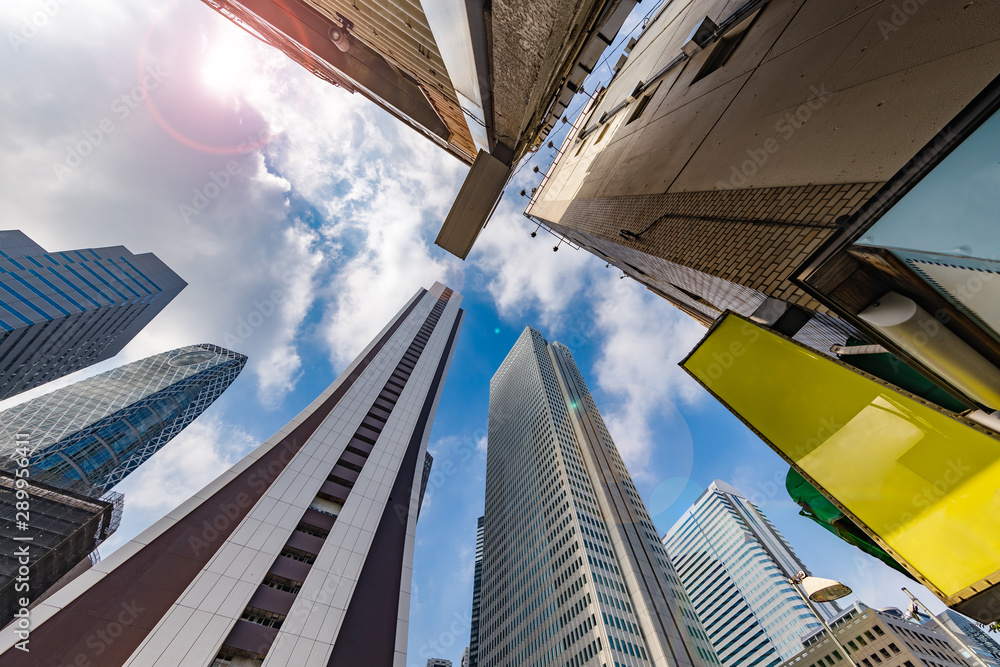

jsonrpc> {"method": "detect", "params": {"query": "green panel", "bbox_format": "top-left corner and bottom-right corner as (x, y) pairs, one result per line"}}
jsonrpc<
(683, 314), (1000, 599)
(786, 468), (914, 579)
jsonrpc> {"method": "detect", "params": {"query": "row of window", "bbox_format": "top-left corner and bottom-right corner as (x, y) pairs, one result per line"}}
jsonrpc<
(213, 292), (453, 667)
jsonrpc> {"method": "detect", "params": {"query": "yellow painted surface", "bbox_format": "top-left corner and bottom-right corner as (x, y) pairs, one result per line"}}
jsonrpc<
(683, 315), (1000, 597)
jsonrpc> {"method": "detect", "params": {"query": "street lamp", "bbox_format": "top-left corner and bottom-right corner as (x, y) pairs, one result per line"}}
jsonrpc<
(789, 571), (860, 667)
(901, 588), (989, 667)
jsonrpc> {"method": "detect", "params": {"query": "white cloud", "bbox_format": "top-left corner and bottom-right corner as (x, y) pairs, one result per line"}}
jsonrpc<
(473, 199), (594, 330)
(0, 2), (355, 405)
(251, 222), (326, 401)
(317, 139), (468, 366)
(588, 276), (706, 479)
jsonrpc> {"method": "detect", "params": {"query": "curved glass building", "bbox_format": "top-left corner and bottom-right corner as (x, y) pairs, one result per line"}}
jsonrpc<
(0, 343), (246, 495)
(0, 343), (245, 623)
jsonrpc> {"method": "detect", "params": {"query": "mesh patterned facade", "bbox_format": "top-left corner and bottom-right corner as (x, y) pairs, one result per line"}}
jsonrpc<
(663, 481), (838, 667)
(478, 327), (718, 667)
(0, 230), (186, 400)
(0, 344), (246, 496)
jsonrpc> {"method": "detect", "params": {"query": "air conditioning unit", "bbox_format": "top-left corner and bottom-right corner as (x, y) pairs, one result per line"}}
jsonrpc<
(682, 17), (718, 56)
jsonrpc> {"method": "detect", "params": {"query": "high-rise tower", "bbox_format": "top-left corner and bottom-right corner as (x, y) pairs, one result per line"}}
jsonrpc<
(0, 282), (462, 667)
(0, 230), (186, 400)
(663, 481), (837, 667)
(0, 344), (246, 494)
(0, 344), (246, 621)
(467, 515), (484, 667)
(476, 326), (718, 667)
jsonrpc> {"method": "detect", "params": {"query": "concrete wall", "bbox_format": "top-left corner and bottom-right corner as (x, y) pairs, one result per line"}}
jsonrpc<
(529, 0), (1000, 313)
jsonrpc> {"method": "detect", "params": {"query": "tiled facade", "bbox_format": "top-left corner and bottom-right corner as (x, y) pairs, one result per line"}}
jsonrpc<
(781, 604), (973, 667)
(663, 481), (838, 667)
(547, 183), (882, 313)
(0, 283), (464, 667)
(0, 230), (186, 400)
(468, 515), (484, 667)
(477, 327), (718, 667)
(527, 0), (1000, 346)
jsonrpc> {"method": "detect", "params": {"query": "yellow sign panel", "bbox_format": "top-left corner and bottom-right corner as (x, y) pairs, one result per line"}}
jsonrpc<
(682, 314), (1000, 600)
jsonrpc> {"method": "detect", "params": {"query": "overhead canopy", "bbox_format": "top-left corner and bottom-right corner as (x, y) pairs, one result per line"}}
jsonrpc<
(682, 313), (1000, 621)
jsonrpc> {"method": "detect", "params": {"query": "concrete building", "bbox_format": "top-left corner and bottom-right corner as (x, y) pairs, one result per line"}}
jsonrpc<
(0, 344), (245, 620)
(0, 230), (186, 401)
(476, 326), (718, 667)
(0, 471), (122, 623)
(524, 0), (1000, 350)
(0, 282), (463, 667)
(521, 0), (1000, 621)
(663, 480), (837, 667)
(779, 604), (974, 667)
(461, 646), (470, 667)
(427, 659), (453, 667)
(199, 0), (645, 258)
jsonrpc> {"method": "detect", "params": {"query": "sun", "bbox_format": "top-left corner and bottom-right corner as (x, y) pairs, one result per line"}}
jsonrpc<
(202, 41), (251, 96)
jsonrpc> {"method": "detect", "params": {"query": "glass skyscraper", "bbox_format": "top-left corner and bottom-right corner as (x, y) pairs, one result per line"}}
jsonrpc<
(0, 343), (245, 623)
(663, 480), (838, 667)
(0, 229), (186, 401)
(476, 326), (718, 667)
(0, 344), (246, 495)
(933, 610), (1000, 667)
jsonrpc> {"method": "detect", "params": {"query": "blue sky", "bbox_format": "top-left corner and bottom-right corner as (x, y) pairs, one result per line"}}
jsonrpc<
(0, 0), (951, 664)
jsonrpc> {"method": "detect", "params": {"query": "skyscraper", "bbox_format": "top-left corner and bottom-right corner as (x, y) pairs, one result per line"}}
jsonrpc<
(467, 515), (484, 667)
(0, 344), (245, 620)
(663, 481), (837, 667)
(932, 610), (1000, 667)
(0, 344), (247, 495)
(0, 230), (186, 400)
(520, 0), (1000, 618)
(0, 282), (463, 667)
(476, 326), (718, 667)
(427, 659), (453, 667)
